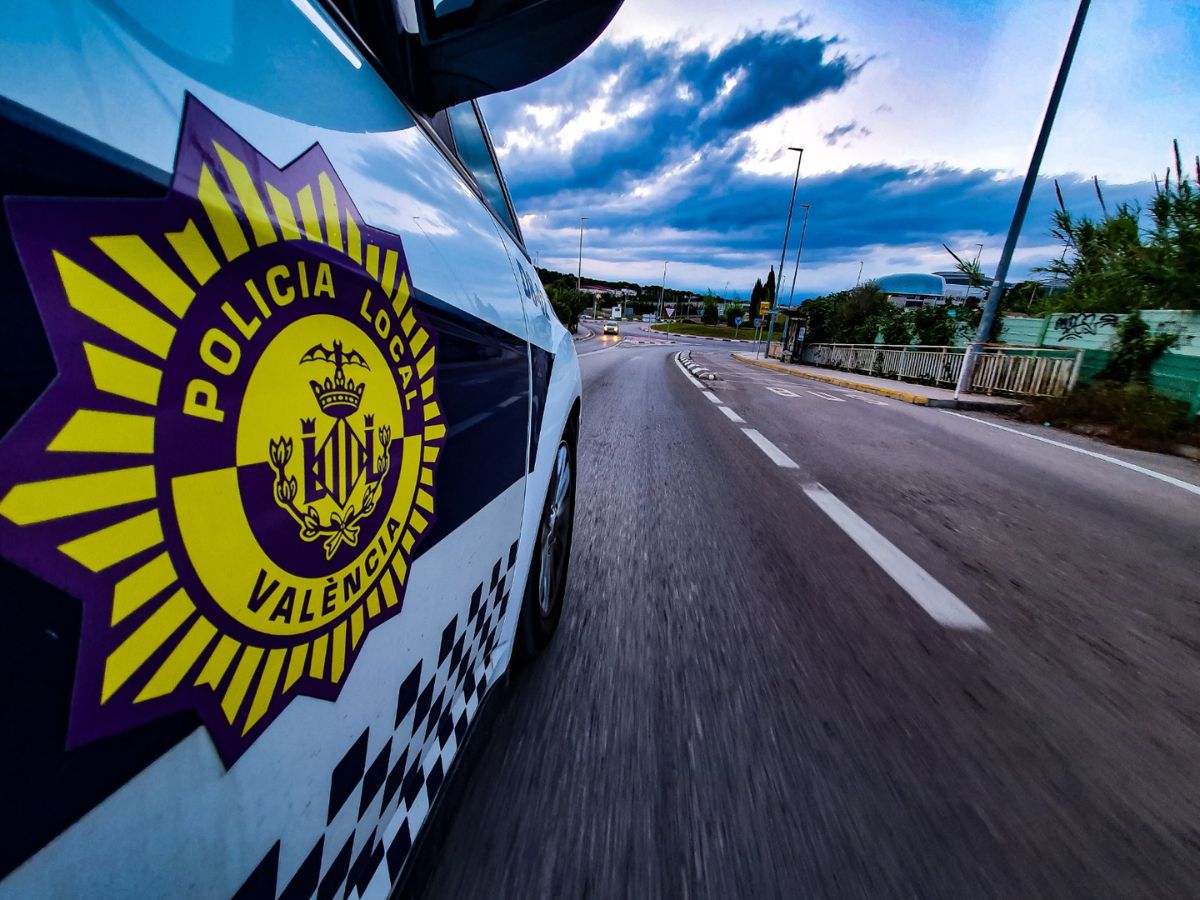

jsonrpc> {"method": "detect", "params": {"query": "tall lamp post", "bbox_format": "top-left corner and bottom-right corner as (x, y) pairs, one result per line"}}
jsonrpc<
(955, 0), (1090, 399)
(787, 204), (811, 305)
(656, 260), (669, 323)
(577, 216), (592, 318)
(763, 147), (803, 358)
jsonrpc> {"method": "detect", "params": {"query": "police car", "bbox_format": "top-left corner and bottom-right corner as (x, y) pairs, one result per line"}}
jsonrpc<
(0, 0), (620, 896)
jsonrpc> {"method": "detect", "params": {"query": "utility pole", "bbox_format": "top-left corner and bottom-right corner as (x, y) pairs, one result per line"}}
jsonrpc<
(856, 260), (863, 287)
(787, 204), (811, 305)
(764, 147), (803, 359)
(955, 0), (1090, 399)
(657, 260), (669, 322)
(577, 216), (592, 318)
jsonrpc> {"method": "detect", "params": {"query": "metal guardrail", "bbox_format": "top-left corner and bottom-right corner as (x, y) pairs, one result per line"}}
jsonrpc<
(800, 343), (1084, 398)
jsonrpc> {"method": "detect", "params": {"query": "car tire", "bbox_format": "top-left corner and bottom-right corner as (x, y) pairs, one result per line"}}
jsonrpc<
(516, 434), (575, 660)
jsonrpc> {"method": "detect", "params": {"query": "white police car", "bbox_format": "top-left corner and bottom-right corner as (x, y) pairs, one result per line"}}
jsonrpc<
(0, 0), (620, 896)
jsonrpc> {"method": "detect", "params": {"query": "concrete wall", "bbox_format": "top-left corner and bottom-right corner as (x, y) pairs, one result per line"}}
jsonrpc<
(997, 310), (1200, 412)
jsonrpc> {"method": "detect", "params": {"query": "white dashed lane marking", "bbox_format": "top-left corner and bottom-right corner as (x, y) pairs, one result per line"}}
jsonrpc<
(803, 483), (989, 632)
(679, 354), (989, 635)
(741, 428), (799, 468)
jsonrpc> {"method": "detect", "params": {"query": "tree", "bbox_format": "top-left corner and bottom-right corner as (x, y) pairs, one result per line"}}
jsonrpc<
(911, 304), (956, 345)
(877, 306), (913, 345)
(763, 267), (776, 309)
(943, 243), (989, 299)
(545, 284), (591, 333)
(701, 297), (719, 325)
(1098, 310), (1178, 384)
(1034, 144), (1200, 313)
(725, 302), (745, 327)
(750, 278), (764, 316)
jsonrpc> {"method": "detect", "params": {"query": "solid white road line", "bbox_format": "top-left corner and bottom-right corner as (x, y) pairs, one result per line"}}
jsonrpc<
(807, 390), (846, 402)
(767, 387), (800, 397)
(803, 483), (989, 632)
(718, 405), (746, 423)
(942, 410), (1200, 497)
(741, 428), (799, 468)
(702, 391), (723, 404)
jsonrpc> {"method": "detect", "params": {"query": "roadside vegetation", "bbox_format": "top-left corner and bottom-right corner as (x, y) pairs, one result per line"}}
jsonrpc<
(794, 143), (1200, 448)
(1022, 310), (1194, 447)
(650, 322), (755, 340)
(801, 141), (1200, 346)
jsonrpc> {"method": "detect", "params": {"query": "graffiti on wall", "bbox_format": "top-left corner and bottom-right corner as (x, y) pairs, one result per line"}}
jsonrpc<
(1052, 313), (1120, 341)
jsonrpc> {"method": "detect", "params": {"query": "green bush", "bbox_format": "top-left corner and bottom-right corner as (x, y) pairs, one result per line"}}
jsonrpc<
(911, 304), (956, 345)
(1098, 310), (1178, 384)
(1031, 382), (1191, 443)
(701, 297), (719, 325)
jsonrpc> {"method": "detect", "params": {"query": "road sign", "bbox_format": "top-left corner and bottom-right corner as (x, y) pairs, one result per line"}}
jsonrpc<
(665, 306), (675, 317)
(758, 301), (770, 315)
(735, 316), (743, 327)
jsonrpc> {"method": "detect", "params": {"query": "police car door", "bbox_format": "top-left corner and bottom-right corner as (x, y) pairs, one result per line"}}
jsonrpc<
(0, 2), (532, 896)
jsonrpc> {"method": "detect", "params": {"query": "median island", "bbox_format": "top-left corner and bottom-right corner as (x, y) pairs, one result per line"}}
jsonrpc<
(650, 323), (755, 340)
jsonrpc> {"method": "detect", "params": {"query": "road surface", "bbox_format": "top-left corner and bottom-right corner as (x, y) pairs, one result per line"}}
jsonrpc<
(420, 328), (1200, 899)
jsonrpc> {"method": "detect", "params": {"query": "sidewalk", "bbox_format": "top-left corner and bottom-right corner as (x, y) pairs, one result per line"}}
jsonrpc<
(731, 353), (1024, 411)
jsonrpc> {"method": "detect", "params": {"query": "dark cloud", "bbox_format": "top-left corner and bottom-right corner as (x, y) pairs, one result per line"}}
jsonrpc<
(478, 26), (1149, 290)
(823, 121), (858, 145)
(482, 25), (863, 199)
(521, 153), (1150, 280)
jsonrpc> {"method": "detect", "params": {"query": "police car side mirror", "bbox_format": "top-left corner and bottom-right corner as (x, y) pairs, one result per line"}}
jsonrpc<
(404, 0), (624, 114)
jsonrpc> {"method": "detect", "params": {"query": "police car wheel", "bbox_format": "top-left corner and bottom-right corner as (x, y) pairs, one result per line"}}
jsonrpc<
(517, 437), (574, 659)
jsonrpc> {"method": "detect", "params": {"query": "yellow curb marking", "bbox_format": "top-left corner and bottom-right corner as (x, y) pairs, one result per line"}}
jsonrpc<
(731, 355), (929, 406)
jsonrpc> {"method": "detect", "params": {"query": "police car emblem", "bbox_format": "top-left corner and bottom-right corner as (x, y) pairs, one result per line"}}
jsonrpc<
(0, 98), (444, 763)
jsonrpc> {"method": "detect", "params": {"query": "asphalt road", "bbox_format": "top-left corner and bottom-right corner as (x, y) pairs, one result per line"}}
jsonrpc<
(420, 327), (1200, 899)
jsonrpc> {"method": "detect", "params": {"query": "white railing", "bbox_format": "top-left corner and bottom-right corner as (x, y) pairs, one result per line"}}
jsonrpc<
(800, 343), (1084, 398)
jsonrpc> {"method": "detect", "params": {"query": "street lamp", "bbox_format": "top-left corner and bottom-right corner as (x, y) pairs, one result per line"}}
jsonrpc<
(787, 203), (811, 305)
(657, 260), (669, 323)
(955, 0), (1091, 399)
(576, 217), (587, 290)
(763, 146), (803, 358)
(577, 216), (593, 318)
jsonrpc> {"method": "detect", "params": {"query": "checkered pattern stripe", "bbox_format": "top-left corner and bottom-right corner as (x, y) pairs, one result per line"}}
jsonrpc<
(232, 541), (519, 900)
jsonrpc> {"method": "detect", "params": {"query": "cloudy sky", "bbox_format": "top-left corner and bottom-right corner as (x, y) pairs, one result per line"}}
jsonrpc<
(479, 0), (1200, 299)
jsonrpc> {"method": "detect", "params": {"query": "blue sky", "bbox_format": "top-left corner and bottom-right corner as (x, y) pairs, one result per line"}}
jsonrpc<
(480, 0), (1200, 298)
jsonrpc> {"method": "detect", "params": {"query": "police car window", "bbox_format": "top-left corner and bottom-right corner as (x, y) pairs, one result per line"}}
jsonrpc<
(432, 0), (476, 14)
(446, 102), (519, 237)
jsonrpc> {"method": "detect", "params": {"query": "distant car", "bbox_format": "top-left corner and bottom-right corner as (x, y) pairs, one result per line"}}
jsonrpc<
(603, 321), (620, 335)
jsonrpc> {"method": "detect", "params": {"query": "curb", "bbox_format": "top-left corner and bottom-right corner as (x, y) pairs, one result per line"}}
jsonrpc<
(680, 351), (718, 381)
(730, 354), (1020, 411)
